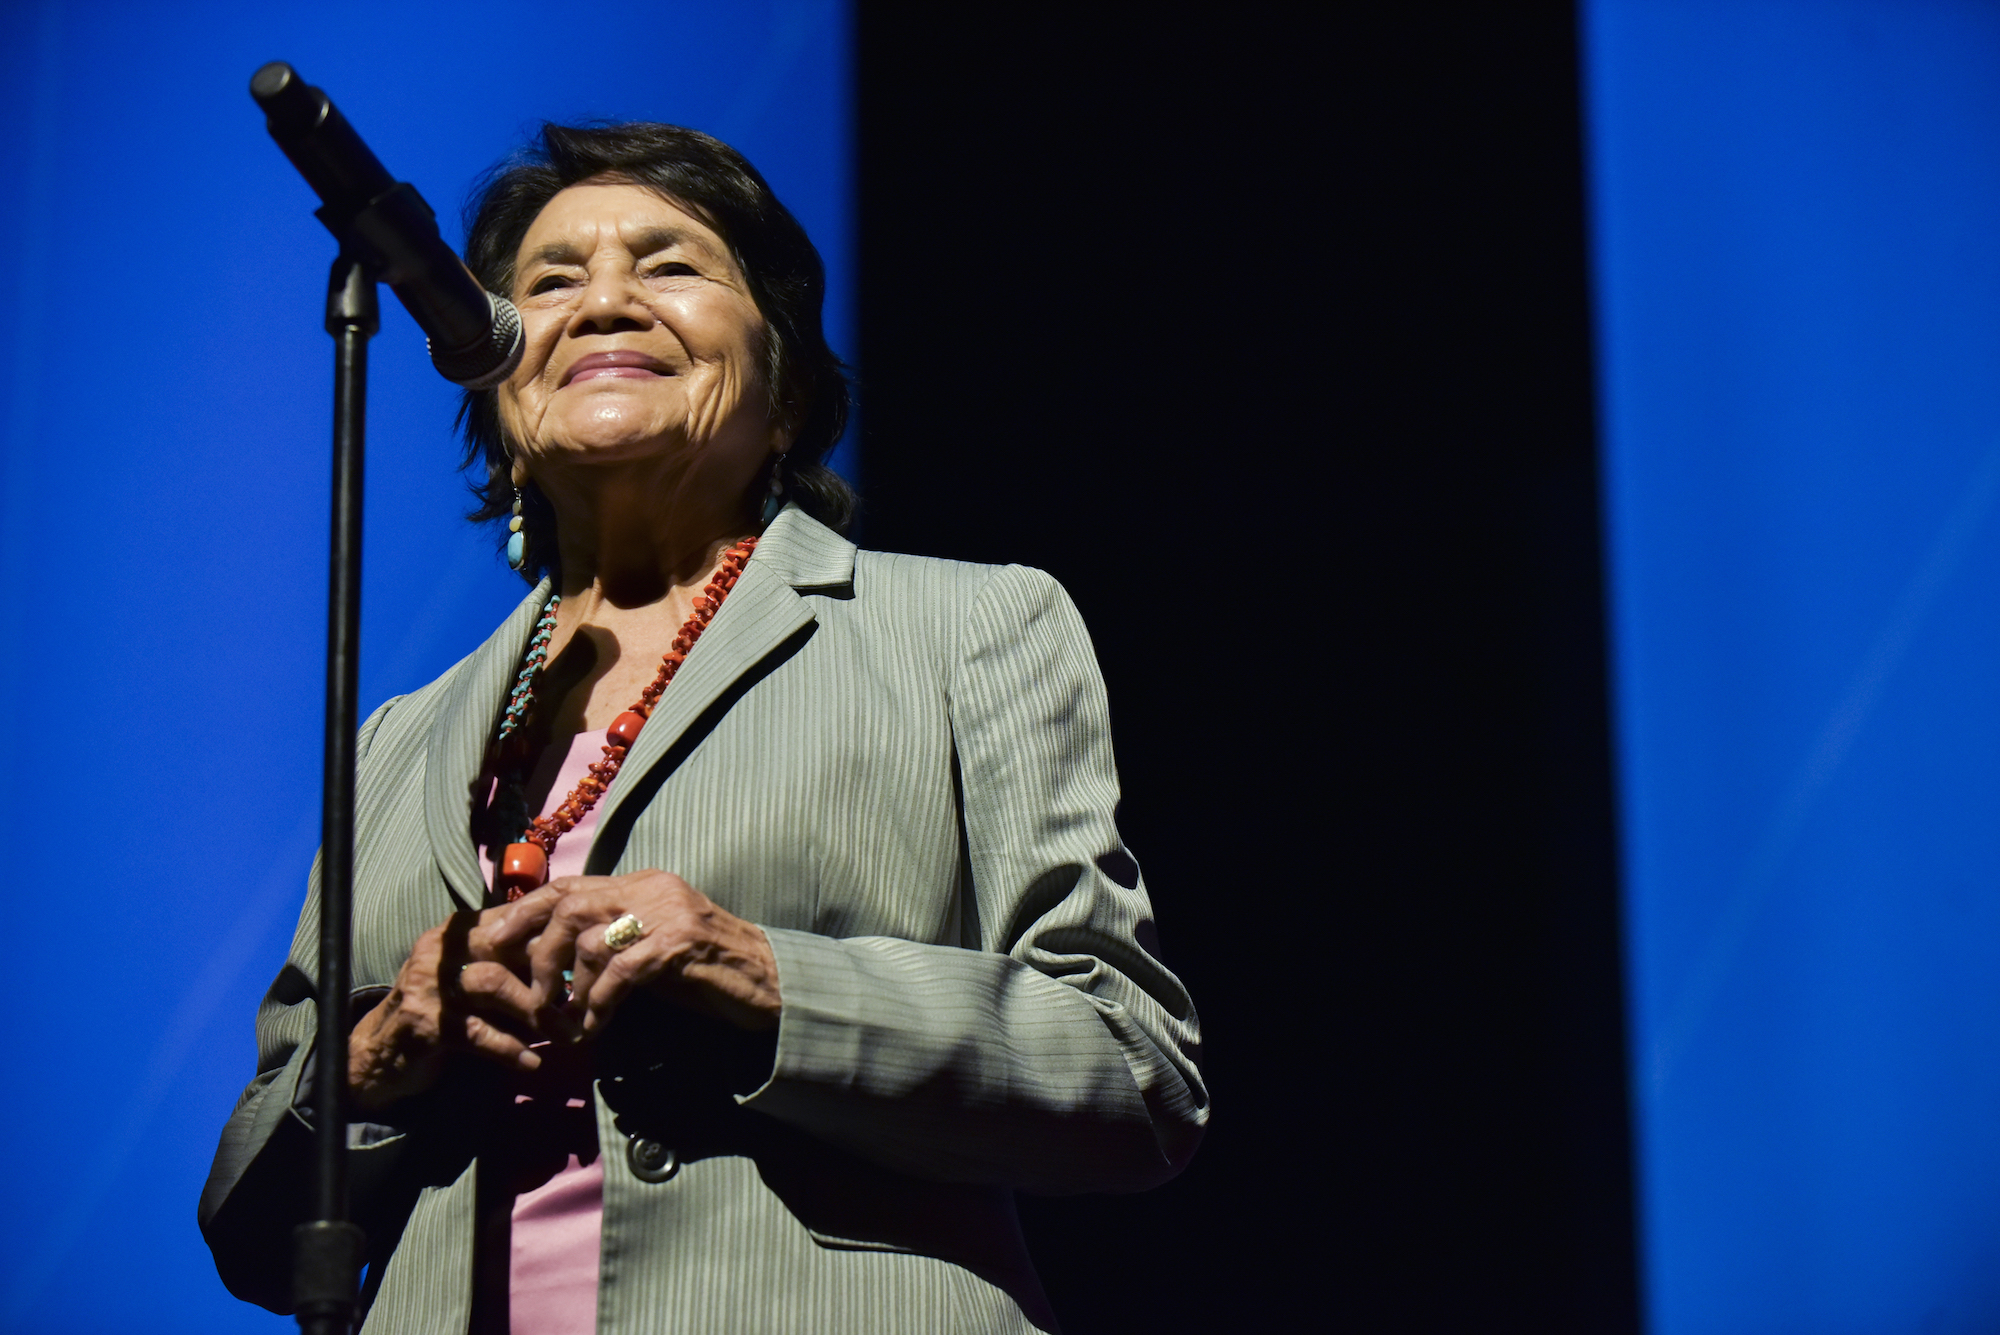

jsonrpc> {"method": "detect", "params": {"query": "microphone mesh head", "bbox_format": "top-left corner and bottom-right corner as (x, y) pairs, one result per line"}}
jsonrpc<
(430, 294), (524, 390)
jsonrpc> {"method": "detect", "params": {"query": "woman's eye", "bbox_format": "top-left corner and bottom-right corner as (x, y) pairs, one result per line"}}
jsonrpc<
(527, 273), (576, 295)
(649, 262), (698, 278)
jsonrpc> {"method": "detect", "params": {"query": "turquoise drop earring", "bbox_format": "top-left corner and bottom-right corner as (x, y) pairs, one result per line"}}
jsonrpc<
(759, 455), (785, 527)
(507, 490), (527, 570)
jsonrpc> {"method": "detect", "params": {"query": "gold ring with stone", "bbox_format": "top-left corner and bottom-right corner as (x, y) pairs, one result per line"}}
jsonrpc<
(603, 913), (645, 952)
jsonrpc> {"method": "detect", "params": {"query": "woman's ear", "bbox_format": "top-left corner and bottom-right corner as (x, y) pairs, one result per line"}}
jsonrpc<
(509, 454), (530, 488)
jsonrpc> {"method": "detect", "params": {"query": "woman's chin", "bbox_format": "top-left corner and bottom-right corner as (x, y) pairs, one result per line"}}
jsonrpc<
(537, 423), (687, 465)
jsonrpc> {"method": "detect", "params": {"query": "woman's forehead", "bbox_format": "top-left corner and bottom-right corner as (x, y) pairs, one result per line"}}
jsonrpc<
(518, 182), (731, 265)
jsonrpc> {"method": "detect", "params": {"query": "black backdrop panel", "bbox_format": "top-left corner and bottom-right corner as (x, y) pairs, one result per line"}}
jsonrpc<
(853, 5), (1638, 1330)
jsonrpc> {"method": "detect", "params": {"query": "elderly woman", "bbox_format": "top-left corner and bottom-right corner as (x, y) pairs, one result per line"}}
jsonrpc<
(200, 122), (1205, 1335)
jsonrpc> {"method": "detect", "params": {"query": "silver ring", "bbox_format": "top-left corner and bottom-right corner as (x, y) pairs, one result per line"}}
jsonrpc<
(603, 913), (645, 952)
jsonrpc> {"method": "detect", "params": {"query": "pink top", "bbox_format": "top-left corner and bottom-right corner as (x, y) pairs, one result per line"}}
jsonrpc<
(477, 729), (611, 1335)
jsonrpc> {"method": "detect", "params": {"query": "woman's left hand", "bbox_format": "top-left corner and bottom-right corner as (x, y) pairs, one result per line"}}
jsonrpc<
(492, 870), (782, 1037)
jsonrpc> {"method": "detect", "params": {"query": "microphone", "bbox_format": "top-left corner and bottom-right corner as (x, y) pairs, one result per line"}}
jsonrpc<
(249, 62), (524, 390)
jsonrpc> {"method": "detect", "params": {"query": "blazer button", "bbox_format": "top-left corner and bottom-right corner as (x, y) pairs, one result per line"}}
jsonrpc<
(627, 1137), (679, 1183)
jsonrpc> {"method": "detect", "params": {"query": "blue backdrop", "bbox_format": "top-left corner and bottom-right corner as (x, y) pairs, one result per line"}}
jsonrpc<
(1585, 1), (2000, 1330)
(0, 3), (849, 1329)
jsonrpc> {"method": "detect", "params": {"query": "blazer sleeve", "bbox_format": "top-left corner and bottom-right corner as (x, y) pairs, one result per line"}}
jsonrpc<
(198, 696), (423, 1312)
(741, 564), (1208, 1193)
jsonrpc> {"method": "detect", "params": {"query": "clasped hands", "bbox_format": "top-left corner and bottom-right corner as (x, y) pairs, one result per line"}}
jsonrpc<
(348, 870), (780, 1112)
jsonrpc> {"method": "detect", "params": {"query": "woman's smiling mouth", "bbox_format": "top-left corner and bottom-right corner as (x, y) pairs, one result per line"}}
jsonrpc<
(561, 350), (673, 386)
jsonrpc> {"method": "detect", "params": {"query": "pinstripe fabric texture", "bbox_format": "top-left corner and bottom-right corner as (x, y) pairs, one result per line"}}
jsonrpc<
(199, 506), (1207, 1333)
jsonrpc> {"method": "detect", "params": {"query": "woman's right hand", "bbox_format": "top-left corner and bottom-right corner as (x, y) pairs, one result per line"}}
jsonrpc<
(347, 896), (559, 1112)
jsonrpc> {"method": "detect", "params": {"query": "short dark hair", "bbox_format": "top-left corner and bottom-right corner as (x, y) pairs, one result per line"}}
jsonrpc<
(457, 122), (856, 580)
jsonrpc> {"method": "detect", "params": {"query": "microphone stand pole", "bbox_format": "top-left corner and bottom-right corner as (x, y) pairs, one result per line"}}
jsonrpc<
(293, 253), (376, 1335)
(251, 61), (521, 1328)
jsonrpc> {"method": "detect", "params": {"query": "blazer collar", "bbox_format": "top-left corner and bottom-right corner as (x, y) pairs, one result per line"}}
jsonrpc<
(752, 501), (855, 590)
(421, 507), (855, 907)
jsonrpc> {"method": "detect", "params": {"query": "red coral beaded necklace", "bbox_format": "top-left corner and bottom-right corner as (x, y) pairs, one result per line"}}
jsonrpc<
(491, 536), (759, 901)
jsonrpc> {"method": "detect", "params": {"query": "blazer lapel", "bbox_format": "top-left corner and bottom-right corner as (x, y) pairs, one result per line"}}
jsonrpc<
(424, 578), (556, 911)
(589, 507), (854, 854)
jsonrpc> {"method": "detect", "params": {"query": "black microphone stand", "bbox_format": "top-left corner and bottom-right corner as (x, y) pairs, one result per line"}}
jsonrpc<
(290, 252), (376, 1335)
(250, 59), (521, 1330)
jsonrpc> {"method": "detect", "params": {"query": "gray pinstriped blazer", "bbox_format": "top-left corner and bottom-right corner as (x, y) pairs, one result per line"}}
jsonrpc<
(200, 506), (1206, 1333)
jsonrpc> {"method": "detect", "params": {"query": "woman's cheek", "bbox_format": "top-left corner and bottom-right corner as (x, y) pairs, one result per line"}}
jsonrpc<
(495, 390), (531, 451)
(682, 364), (741, 442)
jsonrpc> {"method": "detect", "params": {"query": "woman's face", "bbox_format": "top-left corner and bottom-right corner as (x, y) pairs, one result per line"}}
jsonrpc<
(497, 181), (783, 481)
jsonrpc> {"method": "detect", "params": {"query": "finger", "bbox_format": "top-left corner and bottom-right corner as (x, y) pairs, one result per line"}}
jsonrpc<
(477, 886), (562, 954)
(458, 960), (543, 1028)
(462, 1013), (541, 1072)
(577, 944), (654, 1035)
(561, 923), (608, 1023)
(473, 909), (556, 979)
(568, 914), (677, 1032)
(564, 912), (628, 995)
(526, 888), (630, 1006)
(526, 909), (585, 1009)
(546, 874), (618, 894)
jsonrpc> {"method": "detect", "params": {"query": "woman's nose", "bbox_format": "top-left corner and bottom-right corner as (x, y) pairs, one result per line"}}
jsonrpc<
(568, 265), (652, 334)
